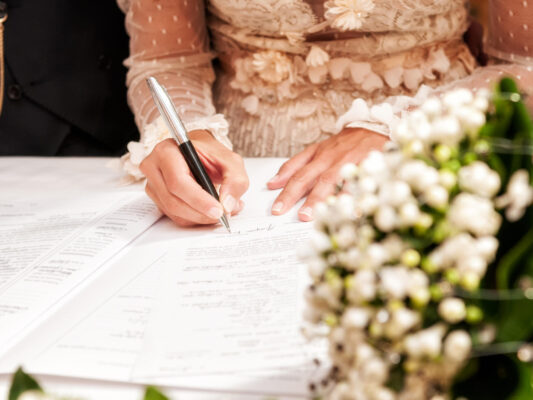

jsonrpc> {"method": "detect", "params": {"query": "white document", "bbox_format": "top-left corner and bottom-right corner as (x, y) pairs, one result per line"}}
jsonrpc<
(6, 220), (327, 397)
(132, 221), (327, 395)
(0, 192), (161, 352)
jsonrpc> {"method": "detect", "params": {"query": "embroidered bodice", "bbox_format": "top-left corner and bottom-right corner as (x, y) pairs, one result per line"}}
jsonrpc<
(116, 0), (533, 180)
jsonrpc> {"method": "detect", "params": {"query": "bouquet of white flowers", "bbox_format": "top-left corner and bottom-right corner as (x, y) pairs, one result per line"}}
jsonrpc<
(304, 78), (533, 400)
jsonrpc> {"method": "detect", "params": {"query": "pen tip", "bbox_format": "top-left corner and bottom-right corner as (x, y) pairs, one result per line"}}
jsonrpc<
(220, 214), (231, 233)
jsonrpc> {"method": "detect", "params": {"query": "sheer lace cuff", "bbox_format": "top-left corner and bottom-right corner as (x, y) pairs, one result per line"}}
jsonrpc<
(335, 86), (434, 137)
(119, 114), (231, 182)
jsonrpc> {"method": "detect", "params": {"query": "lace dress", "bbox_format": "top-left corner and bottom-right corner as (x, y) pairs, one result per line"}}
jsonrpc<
(116, 0), (533, 180)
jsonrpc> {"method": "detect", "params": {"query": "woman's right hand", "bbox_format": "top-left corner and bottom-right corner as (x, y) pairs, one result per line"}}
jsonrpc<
(140, 130), (249, 227)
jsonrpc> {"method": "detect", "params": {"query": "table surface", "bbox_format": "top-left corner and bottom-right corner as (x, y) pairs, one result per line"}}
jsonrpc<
(0, 157), (303, 400)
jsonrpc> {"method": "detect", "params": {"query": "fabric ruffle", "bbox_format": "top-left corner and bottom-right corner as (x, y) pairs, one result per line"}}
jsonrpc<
(118, 114), (231, 182)
(335, 85), (434, 137)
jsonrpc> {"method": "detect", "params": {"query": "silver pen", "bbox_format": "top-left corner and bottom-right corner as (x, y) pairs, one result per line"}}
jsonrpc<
(146, 77), (231, 233)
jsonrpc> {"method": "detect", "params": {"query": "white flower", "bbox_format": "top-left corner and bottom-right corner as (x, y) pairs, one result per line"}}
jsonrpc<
(444, 330), (472, 362)
(343, 307), (372, 329)
(306, 46), (330, 67)
(311, 230), (332, 253)
(313, 202), (330, 222)
(424, 185), (449, 209)
(495, 169), (533, 222)
(359, 193), (379, 215)
(354, 343), (376, 365)
(369, 387), (396, 400)
(392, 119), (414, 143)
(360, 151), (388, 178)
(336, 224), (358, 248)
(380, 266), (410, 299)
(361, 357), (388, 383)
(374, 205), (397, 232)
(340, 163), (358, 180)
(398, 202), (420, 226)
(360, 176), (378, 193)
(307, 257), (328, 279)
(379, 180), (412, 207)
(408, 110), (432, 141)
(408, 269), (429, 292)
(316, 282), (342, 307)
(421, 97), (443, 117)
(252, 50), (292, 83)
(335, 193), (356, 219)
(366, 243), (389, 268)
(475, 236), (499, 262)
(405, 324), (446, 359)
(325, 0), (375, 31)
(431, 115), (462, 145)
(386, 308), (420, 339)
(438, 297), (466, 324)
(381, 235), (405, 260)
(449, 193), (502, 236)
(458, 161), (501, 198)
(443, 88), (474, 109)
(439, 169), (457, 190)
(345, 248), (362, 269)
(398, 160), (439, 193)
(347, 269), (377, 303)
(453, 106), (486, 135)
(456, 256), (487, 276)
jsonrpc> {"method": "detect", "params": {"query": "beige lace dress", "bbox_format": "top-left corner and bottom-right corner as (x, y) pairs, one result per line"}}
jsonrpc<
(116, 0), (533, 180)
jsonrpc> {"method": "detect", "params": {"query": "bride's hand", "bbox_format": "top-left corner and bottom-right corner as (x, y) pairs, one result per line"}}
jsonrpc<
(267, 128), (387, 221)
(140, 130), (249, 227)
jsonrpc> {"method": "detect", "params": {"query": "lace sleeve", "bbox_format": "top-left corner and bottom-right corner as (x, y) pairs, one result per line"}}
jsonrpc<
(336, 0), (533, 137)
(117, 0), (231, 180)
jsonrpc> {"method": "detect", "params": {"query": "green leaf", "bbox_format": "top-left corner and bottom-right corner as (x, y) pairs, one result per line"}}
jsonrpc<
(8, 368), (42, 400)
(507, 357), (533, 400)
(496, 228), (533, 290)
(143, 386), (170, 400)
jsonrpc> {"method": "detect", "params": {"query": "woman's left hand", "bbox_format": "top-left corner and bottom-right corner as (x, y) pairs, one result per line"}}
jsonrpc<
(267, 127), (388, 221)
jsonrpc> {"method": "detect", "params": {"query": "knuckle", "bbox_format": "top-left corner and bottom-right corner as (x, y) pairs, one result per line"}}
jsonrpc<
(165, 174), (183, 196)
(236, 175), (250, 191)
(278, 160), (293, 174)
(290, 171), (309, 185)
(139, 157), (150, 174)
(230, 151), (244, 164)
(318, 171), (339, 185)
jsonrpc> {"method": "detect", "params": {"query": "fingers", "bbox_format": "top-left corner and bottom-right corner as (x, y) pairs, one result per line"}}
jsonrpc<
(155, 140), (225, 219)
(145, 172), (220, 226)
(296, 136), (388, 221)
(267, 143), (319, 190)
(297, 169), (339, 222)
(271, 157), (332, 216)
(217, 152), (250, 214)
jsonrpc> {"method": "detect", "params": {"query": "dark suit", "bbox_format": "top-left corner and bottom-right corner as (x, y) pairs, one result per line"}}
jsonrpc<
(0, 0), (138, 156)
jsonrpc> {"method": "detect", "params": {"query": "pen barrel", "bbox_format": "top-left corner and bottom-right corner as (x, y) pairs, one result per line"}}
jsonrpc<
(178, 141), (220, 201)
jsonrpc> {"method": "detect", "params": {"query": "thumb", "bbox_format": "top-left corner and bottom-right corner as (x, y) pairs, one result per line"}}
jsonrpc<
(218, 153), (250, 214)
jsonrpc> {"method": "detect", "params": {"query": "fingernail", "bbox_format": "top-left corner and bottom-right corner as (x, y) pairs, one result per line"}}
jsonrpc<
(222, 195), (236, 213)
(299, 207), (313, 219)
(272, 201), (284, 214)
(268, 174), (280, 184)
(207, 207), (223, 219)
